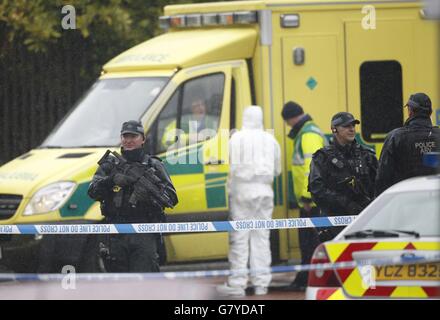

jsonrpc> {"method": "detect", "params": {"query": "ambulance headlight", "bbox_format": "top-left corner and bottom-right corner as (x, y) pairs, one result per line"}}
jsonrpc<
(24, 182), (76, 215)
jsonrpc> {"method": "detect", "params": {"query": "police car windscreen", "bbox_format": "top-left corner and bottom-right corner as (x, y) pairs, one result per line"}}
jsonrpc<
(347, 190), (440, 237)
(41, 77), (168, 148)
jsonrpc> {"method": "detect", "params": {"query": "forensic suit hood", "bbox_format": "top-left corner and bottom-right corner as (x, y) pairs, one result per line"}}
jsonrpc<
(242, 105), (264, 130)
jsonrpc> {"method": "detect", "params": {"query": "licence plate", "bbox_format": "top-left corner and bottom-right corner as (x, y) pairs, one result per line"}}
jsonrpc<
(375, 263), (440, 281)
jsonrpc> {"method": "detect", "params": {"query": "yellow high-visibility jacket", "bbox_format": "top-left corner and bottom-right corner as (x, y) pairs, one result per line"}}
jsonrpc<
(290, 120), (327, 208)
(161, 115), (219, 149)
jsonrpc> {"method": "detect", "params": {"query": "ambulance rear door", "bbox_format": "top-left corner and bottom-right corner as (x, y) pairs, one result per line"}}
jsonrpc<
(344, 18), (419, 154)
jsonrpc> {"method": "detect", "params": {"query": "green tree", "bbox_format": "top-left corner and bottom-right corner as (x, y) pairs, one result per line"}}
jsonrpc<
(0, 0), (230, 163)
(0, 0), (226, 53)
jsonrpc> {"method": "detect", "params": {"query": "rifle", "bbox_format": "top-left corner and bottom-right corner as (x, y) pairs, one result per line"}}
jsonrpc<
(337, 175), (371, 207)
(100, 150), (176, 209)
(97, 149), (119, 173)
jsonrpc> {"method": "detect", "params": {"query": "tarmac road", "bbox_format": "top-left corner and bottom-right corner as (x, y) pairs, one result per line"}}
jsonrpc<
(0, 262), (305, 300)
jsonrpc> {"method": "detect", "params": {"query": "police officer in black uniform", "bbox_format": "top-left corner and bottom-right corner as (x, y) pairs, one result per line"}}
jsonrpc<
(375, 93), (440, 196)
(308, 112), (378, 241)
(88, 120), (178, 272)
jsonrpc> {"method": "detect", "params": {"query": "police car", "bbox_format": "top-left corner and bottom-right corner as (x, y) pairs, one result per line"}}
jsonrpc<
(306, 173), (440, 300)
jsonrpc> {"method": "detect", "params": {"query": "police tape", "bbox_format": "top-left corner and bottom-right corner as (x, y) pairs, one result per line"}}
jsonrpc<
(0, 252), (439, 282)
(0, 215), (356, 234)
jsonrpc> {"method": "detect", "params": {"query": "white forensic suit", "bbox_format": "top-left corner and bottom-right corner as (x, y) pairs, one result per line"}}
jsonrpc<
(220, 106), (281, 296)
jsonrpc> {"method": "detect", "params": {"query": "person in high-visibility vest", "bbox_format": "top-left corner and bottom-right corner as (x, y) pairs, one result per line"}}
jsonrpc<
(161, 97), (218, 149)
(282, 101), (328, 291)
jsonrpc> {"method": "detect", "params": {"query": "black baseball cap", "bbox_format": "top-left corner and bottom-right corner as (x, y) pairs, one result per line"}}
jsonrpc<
(121, 120), (144, 135)
(405, 93), (432, 113)
(331, 112), (360, 127)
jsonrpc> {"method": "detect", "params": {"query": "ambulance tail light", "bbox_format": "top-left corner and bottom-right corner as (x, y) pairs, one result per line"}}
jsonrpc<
(308, 244), (340, 287)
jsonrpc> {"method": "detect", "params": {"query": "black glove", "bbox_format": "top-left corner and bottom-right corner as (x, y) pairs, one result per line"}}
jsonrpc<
(113, 173), (136, 187)
(102, 176), (114, 187)
(131, 178), (152, 202)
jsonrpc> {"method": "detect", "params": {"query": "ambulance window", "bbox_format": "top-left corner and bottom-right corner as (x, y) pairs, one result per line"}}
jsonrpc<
(180, 73), (224, 143)
(150, 73), (225, 154)
(360, 60), (403, 142)
(151, 89), (180, 154)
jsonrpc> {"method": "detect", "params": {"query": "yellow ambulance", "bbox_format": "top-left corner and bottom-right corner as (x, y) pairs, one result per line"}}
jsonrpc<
(0, 0), (438, 271)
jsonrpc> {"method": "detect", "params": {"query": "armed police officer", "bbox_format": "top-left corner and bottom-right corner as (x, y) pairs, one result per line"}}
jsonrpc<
(88, 120), (178, 272)
(375, 93), (440, 196)
(309, 112), (378, 241)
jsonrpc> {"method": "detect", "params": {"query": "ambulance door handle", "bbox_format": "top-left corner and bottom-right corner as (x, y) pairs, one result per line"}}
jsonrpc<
(204, 159), (224, 165)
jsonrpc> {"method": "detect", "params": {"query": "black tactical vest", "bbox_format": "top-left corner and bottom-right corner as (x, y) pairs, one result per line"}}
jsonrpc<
(102, 153), (163, 223)
(324, 143), (373, 200)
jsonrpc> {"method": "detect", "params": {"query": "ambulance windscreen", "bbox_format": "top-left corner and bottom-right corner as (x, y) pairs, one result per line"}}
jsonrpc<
(41, 77), (168, 148)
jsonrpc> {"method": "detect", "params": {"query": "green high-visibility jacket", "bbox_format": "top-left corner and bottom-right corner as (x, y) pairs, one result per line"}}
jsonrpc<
(161, 114), (218, 148)
(290, 120), (327, 208)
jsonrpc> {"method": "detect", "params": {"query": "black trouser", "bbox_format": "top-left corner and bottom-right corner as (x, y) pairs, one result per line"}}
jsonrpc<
(37, 234), (93, 273)
(293, 207), (320, 286)
(104, 233), (159, 273)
